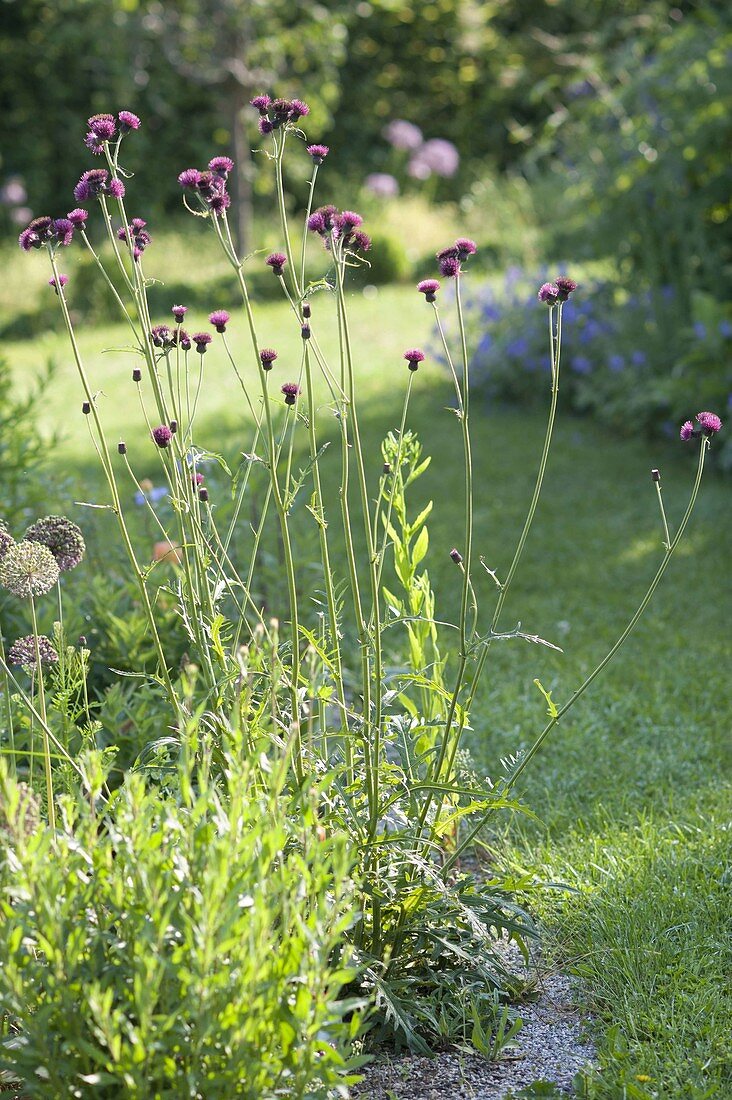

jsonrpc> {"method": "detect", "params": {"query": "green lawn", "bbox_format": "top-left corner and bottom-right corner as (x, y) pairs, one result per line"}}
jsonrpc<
(5, 273), (731, 1098)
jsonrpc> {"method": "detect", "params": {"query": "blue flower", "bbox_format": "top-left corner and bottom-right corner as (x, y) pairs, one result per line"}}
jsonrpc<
(571, 355), (592, 374)
(631, 350), (647, 366)
(693, 322), (707, 340)
(718, 320), (732, 339)
(608, 354), (625, 372)
(506, 337), (529, 358)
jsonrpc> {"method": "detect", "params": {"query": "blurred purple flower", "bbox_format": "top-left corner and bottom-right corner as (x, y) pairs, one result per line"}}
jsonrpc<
(365, 173), (399, 198)
(384, 119), (423, 151)
(413, 139), (459, 179)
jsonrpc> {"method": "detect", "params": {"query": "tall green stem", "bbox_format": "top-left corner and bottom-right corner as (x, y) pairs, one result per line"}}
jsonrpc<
(29, 596), (55, 832)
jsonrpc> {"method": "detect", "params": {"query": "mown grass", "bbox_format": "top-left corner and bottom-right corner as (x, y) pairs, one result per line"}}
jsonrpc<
(4, 261), (731, 1097)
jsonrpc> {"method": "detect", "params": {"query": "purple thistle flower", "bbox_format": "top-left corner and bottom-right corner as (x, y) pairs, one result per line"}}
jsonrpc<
(118, 110), (141, 133)
(349, 230), (371, 252)
(172, 304), (188, 321)
(180, 333), (192, 351)
(306, 144), (329, 165)
(439, 256), (461, 278)
(538, 282), (560, 305)
(270, 98), (293, 122)
(48, 274), (69, 292)
(178, 168), (202, 189)
(192, 471), (205, 486)
(307, 211), (326, 234)
(555, 276), (578, 301)
(404, 348), (425, 371)
(208, 191), (231, 215)
(108, 178), (125, 198)
(25, 515), (85, 572)
(19, 215), (53, 251)
(436, 245), (458, 261)
(335, 210), (363, 232)
(266, 252), (287, 275)
(209, 310), (230, 333)
(289, 99), (310, 121)
(84, 132), (105, 155)
(18, 227), (38, 251)
(193, 332), (212, 353)
(250, 94), (272, 113)
(151, 325), (173, 348)
(258, 118), (274, 135)
(259, 348), (278, 369)
(417, 278), (440, 302)
(696, 410), (722, 436)
(209, 156), (234, 178)
(132, 368), (142, 382)
(67, 208), (88, 228)
(87, 113), (116, 139)
(679, 420), (695, 441)
(152, 425), (173, 448)
(51, 218), (74, 246)
(455, 238), (477, 261)
(302, 302), (311, 319)
(281, 382), (301, 405)
(8, 634), (59, 669)
(74, 169), (107, 201)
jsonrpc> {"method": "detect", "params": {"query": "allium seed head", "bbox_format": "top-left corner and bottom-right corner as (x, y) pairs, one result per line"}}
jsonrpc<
(25, 515), (86, 572)
(0, 540), (60, 599)
(8, 634), (58, 669)
(0, 521), (13, 561)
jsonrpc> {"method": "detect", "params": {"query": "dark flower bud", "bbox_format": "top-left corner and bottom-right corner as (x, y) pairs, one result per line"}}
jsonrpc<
(118, 441), (127, 455)
(651, 468), (660, 482)
(383, 462), (391, 474)
(259, 348), (278, 370)
(449, 547), (463, 564)
(169, 420), (178, 434)
(82, 401), (91, 415)
(198, 487), (209, 503)
(302, 302), (311, 319)
(281, 382), (301, 406)
(132, 368), (142, 382)
(266, 252), (287, 276)
(301, 324), (311, 340)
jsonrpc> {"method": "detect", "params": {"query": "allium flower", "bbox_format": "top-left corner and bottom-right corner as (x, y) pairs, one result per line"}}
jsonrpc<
(455, 238), (477, 261)
(152, 425), (173, 448)
(266, 252), (287, 275)
(679, 420), (695, 441)
(306, 144), (329, 165)
(8, 634), (58, 668)
(281, 382), (301, 405)
(439, 256), (461, 278)
(67, 208), (88, 228)
(209, 310), (230, 333)
(48, 274), (69, 292)
(192, 332), (212, 353)
(417, 279), (440, 302)
(696, 411), (722, 436)
(0, 521), (13, 561)
(0, 540), (60, 599)
(538, 282), (560, 305)
(404, 349), (425, 371)
(178, 168), (202, 189)
(259, 348), (278, 370)
(209, 156), (234, 178)
(365, 173), (399, 198)
(172, 304), (188, 321)
(25, 515), (86, 572)
(416, 138), (459, 178)
(250, 94), (271, 113)
(555, 276), (578, 301)
(118, 110), (141, 133)
(384, 119), (423, 151)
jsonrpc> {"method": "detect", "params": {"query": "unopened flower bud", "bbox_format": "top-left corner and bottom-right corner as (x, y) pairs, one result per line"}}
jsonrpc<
(118, 441), (127, 455)
(302, 302), (311, 319)
(301, 323), (311, 340)
(449, 547), (462, 564)
(651, 468), (660, 482)
(198, 487), (209, 503)
(169, 419), (178, 434)
(82, 401), (91, 415)
(383, 462), (391, 474)
(78, 635), (87, 647)
(132, 367), (142, 382)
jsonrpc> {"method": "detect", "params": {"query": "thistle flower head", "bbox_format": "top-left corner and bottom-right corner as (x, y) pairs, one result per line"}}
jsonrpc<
(8, 634), (58, 669)
(404, 348), (425, 370)
(73, 169), (108, 202)
(349, 230), (371, 252)
(555, 276), (578, 301)
(25, 515), (86, 572)
(307, 211), (326, 234)
(151, 425), (173, 448)
(335, 210), (363, 232)
(417, 278), (440, 302)
(208, 190), (231, 215)
(696, 411), (722, 436)
(108, 178), (125, 198)
(266, 252), (287, 275)
(118, 110), (141, 133)
(679, 420), (695, 441)
(48, 274), (69, 292)
(87, 113), (116, 140)
(0, 540), (60, 599)
(66, 208), (88, 228)
(192, 332), (212, 353)
(51, 218), (75, 247)
(178, 168), (202, 189)
(209, 156), (234, 178)
(439, 256), (461, 278)
(289, 99), (310, 121)
(306, 144), (329, 164)
(259, 348), (278, 369)
(454, 238), (477, 261)
(258, 117), (274, 135)
(281, 382), (301, 405)
(151, 324), (173, 348)
(270, 98), (293, 122)
(209, 309), (230, 332)
(250, 94), (272, 114)
(18, 216), (52, 251)
(84, 132), (105, 155)
(172, 304), (188, 321)
(538, 282), (560, 305)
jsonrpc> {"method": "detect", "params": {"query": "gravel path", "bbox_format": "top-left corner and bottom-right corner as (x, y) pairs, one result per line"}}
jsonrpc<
(353, 942), (596, 1099)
